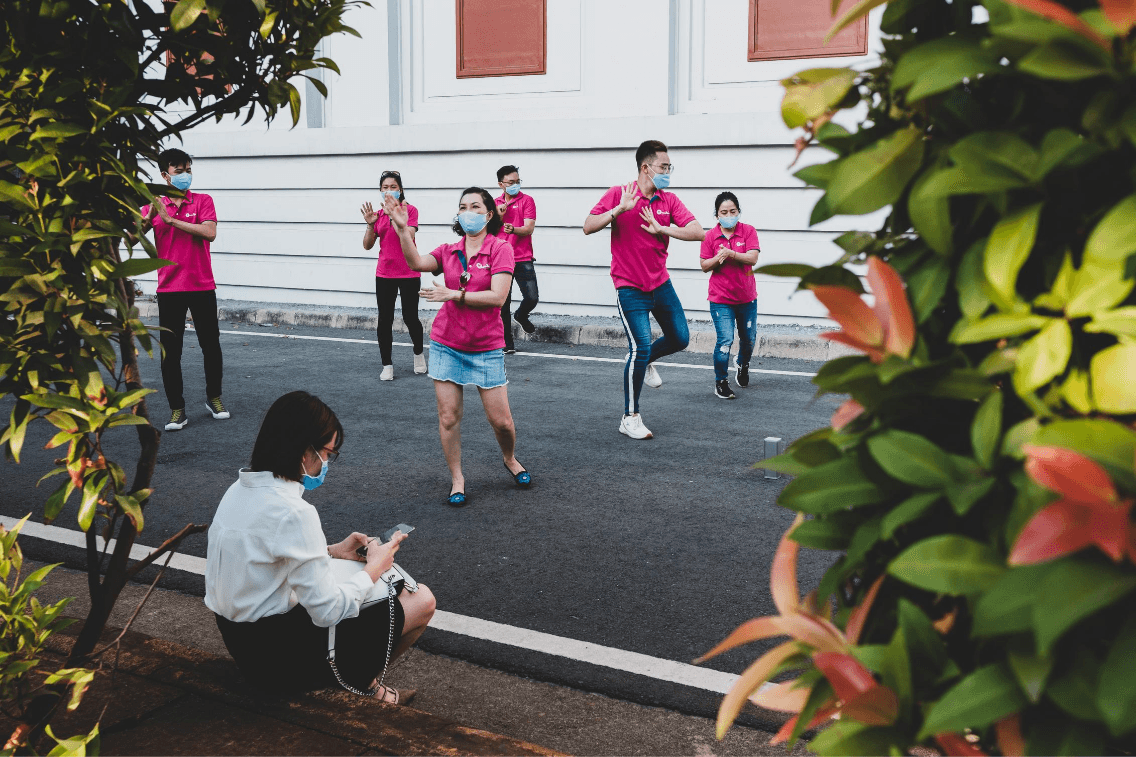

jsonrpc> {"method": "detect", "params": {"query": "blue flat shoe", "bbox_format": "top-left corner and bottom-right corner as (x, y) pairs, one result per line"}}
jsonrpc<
(504, 461), (532, 488)
(447, 491), (467, 507)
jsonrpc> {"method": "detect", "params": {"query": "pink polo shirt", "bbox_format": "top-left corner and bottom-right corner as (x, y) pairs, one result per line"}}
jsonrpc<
(428, 235), (516, 352)
(374, 203), (419, 278)
(700, 222), (761, 305)
(494, 191), (536, 262)
(141, 191), (218, 292)
(590, 185), (696, 292)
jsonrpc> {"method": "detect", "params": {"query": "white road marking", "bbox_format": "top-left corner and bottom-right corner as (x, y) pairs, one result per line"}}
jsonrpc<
(4, 515), (768, 697)
(204, 328), (819, 378)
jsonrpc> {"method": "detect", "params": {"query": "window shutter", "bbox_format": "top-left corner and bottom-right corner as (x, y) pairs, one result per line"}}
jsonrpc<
(748, 0), (867, 62)
(456, 0), (546, 78)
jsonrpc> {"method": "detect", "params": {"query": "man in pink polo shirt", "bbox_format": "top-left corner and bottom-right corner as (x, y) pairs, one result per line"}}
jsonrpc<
(139, 148), (226, 432)
(494, 164), (538, 353)
(583, 140), (704, 440)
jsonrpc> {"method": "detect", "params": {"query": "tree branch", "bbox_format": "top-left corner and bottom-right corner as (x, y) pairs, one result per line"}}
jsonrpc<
(124, 522), (207, 580)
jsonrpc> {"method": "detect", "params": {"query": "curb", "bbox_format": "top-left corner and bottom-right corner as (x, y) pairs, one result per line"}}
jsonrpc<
(136, 302), (854, 363)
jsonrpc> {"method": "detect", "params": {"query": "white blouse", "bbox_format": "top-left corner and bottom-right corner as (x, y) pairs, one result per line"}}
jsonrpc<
(204, 469), (374, 627)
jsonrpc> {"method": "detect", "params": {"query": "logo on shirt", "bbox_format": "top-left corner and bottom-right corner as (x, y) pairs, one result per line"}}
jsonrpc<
(475, 262), (490, 269)
(655, 209), (670, 217)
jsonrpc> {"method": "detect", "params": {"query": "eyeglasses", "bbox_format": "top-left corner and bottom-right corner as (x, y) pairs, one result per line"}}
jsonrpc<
(312, 444), (340, 463)
(381, 170), (400, 177)
(651, 163), (674, 174)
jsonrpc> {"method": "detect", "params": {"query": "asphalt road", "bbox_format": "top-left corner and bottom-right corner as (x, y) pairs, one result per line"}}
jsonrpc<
(1, 320), (841, 724)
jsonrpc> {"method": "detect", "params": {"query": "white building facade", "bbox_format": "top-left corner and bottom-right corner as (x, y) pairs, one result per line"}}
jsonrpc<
(149, 0), (886, 324)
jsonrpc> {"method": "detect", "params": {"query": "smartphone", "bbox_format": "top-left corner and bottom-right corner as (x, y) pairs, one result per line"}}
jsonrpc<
(356, 524), (415, 558)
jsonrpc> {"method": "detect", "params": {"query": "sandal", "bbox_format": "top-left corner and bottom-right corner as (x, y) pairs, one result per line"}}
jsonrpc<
(504, 461), (532, 488)
(374, 684), (416, 705)
(447, 491), (468, 507)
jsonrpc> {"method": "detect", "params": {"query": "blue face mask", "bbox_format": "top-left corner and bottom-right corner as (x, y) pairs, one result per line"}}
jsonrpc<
(505, 183), (521, 196)
(383, 190), (401, 200)
(650, 169), (671, 191)
(457, 211), (489, 235)
(719, 214), (740, 229)
(169, 172), (192, 192)
(302, 452), (329, 491)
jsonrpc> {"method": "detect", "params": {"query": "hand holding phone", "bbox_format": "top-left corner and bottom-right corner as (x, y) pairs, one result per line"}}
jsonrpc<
(356, 523), (415, 558)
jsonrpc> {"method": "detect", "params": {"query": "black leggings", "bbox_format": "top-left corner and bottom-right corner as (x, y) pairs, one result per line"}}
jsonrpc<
(157, 290), (222, 410)
(375, 277), (424, 364)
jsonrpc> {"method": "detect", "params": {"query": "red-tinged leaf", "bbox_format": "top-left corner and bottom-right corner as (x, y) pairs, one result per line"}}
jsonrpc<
(936, 732), (989, 756)
(4, 723), (30, 752)
(819, 330), (888, 363)
(1009, 501), (1096, 564)
(1100, 0), (1136, 33)
(770, 705), (839, 745)
(772, 513), (804, 615)
(1023, 445), (1119, 505)
(779, 613), (848, 653)
(840, 682), (900, 726)
(749, 679), (811, 713)
(995, 714), (1026, 757)
(716, 641), (801, 739)
(831, 399), (865, 431)
(694, 616), (785, 663)
(811, 285), (885, 348)
(1001, 0), (1112, 49)
(867, 257), (916, 359)
(845, 575), (884, 645)
(813, 652), (879, 701)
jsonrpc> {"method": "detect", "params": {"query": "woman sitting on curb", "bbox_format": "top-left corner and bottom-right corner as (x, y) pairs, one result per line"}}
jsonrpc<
(205, 390), (436, 704)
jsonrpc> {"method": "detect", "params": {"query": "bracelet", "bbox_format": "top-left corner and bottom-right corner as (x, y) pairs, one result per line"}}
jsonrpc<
(459, 290), (467, 305)
(611, 209), (619, 221)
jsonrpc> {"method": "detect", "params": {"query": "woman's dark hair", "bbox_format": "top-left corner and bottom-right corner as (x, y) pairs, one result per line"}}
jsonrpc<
(250, 391), (344, 481)
(451, 186), (504, 237)
(380, 170), (405, 202)
(714, 191), (741, 215)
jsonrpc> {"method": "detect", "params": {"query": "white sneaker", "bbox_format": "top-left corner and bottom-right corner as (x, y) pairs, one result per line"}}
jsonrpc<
(380, 365), (394, 381)
(644, 364), (663, 388)
(619, 414), (654, 440)
(413, 353), (427, 374)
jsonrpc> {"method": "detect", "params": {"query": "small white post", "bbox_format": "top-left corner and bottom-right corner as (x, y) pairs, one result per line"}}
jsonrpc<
(763, 437), (782, 480)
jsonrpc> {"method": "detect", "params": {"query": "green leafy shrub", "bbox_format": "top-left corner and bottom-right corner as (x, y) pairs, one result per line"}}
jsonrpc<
(705, 0), (1136, 754)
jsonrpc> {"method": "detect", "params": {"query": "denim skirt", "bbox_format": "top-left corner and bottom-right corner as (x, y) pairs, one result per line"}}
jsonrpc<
(428, 340), (507, 388)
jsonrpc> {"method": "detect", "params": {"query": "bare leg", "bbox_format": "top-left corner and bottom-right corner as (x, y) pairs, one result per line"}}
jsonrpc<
(478, 384), (522, 474)
(391, 584), (436, 660)
(434, 380), (465, 495)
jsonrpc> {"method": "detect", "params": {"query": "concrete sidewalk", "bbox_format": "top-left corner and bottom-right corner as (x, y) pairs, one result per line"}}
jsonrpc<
(135, 298), (850, 363)
(27, 561), (807, 756)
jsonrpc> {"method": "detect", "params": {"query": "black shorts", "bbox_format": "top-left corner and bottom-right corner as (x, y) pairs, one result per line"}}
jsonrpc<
(215, 595), (406, 694)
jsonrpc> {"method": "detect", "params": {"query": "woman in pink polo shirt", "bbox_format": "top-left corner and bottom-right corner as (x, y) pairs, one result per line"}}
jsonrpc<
(383, 187), (531, 508)
(362, 171), (425, 381)
(700, 192), (761, 401)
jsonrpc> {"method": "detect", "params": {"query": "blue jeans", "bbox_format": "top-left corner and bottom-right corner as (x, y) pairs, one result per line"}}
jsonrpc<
(616, 280), (690, 415)
(710, 301), (757, 381)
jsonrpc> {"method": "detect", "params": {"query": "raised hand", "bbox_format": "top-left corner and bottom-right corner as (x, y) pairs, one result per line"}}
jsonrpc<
(617, 181), (637, 213)
(154, 200), (172, 224)
(360, 201), (379, 225)
(365, 530), (408, 575)
(383, 194), (408, 230)
(639, 206), (664, 237)
(419, 281), (458, 303)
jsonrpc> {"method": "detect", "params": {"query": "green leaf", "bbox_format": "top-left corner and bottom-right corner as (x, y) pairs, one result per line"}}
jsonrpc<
(906, 256), (950, 323)
(1018, 41), (1111, 80)
(917, 664), (1028, 740)
(951, 312), (1049, 344)
(1032, 419), (1136, 491)
(826, 0), (891, 41)
(972, 391), (1003, 470)
(881, 491), (942, 539)
(1036, 128), (1104, 178)
(984, 202), (1042, 310)
(945, 477), (995, 515)
(1098, 611), (1136, 736)
(790, 518), (851, 550)
(1066, 263), (1135, 317)
(867, 430), (959, 488)
(754, 263), (815, 278)
(1012, 319), (1072, 394)
(1008, 648), (1053, 703)
(111, 258), (172, 278)
(908, 169), (953, 256)
(778, 455), (888, 514)
(800, 265), (866, 294)
(950, 132), (1039, 183)
(1090, 343), (1136, 414)
(1085, 306), (1136, 337)
(889, 535), (1005, 595)
(957, 239), (993, 319)
(896, 599), (952, 679)
(77, 472), (105, 531)
(1026, 717), (1106, 757)
(826, 126), (925, 216)
(780, 68), (858, 128)
(1034, 558), (1136, 654)
(30, 123), (86, 140)
(114, 494), (144, 531)
(169, 0), (206, 30)
(1047, 648), (1106, 722)
(891, 36), (1001, 102)
(795, 160), (838, 189)
(808, 721), (906, 757)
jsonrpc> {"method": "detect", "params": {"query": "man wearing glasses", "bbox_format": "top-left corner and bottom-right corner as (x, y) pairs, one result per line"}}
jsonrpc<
(583, 140), (704, 440)
(495, 165), (538, 353)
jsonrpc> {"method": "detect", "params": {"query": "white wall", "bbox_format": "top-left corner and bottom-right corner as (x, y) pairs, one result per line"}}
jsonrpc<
(140, 0), (885, 324)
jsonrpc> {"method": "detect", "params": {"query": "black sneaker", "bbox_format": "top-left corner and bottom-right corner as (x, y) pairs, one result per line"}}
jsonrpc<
(205, 396), (230, 420)
(514, 314), (536, 334)
(714, 380), (736, 400)
(736, 363), (750, 388)
(165, 408), (188, 431)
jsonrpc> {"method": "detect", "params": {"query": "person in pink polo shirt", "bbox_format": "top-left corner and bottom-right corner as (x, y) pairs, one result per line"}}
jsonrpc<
(361, 170), (426, 380)
(139, 148), (226, 433)
(700, 192), (761, 401)
(494, 165), (538, 352)
(383, 187), (532, 509)
(582, 140), (704, 440)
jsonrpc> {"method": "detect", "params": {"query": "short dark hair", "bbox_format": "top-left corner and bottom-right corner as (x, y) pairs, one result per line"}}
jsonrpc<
(380, 170), (406, 201)
(158, 148), (192, 173)
(497, 165), (520, 182)
(451, 187), (504, 237)
(714, 191), (741, 215)
(250, 391), (344, 482)
(635, 140), (668, 170)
